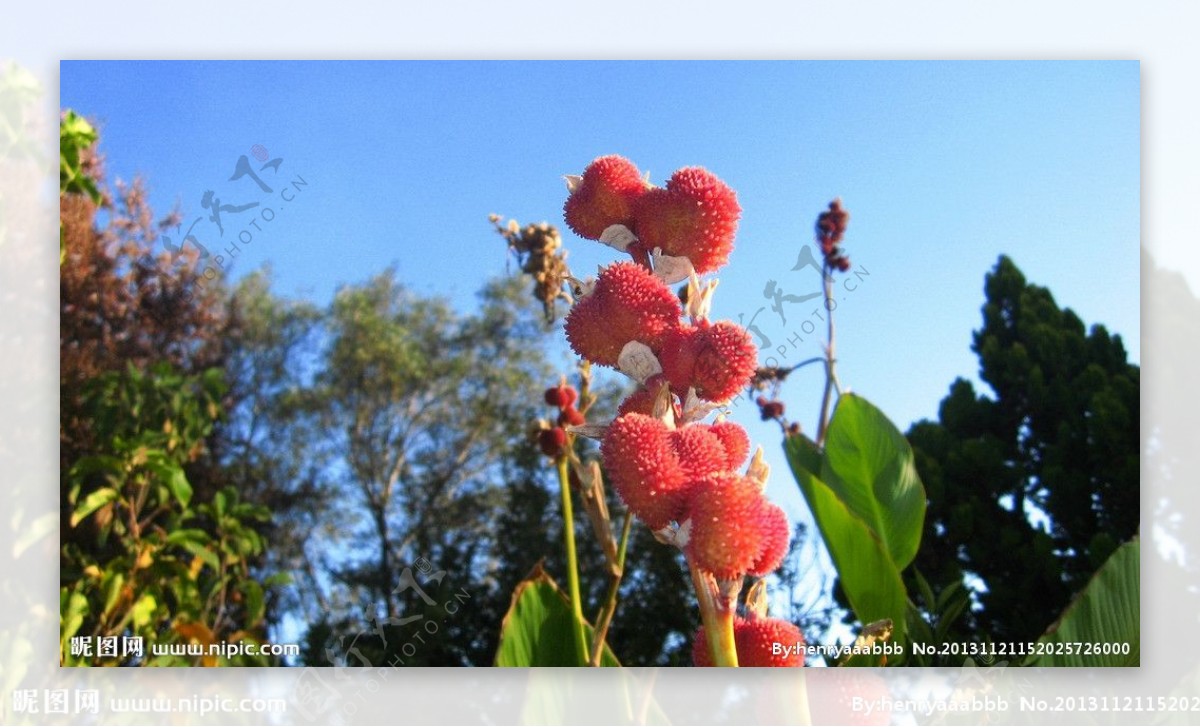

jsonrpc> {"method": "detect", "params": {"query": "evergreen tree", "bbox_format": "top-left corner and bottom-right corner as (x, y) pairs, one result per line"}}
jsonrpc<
(906, 256), (1139, 643)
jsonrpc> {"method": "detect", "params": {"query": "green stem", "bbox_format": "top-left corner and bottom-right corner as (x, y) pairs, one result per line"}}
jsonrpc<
(689, 564), (738, 666)
(589, 512), (633, 666)
(556, 456), (590, 665)
(815, 267), (838, 446)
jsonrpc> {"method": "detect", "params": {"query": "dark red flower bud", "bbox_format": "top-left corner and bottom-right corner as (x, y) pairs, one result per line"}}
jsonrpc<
(759, 400), (785, 421)
(544, 384), (578, 409)
(538, 427), (568, 457)
(558, 406), (586, 427)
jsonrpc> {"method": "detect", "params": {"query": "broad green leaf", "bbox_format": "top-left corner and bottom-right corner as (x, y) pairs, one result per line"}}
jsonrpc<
(495, 563), (620, 667)
(821, 394), (927, 570)
(786, 434), (909, 645)
(1026, 538), (1139, 667)
(70, 487), (118, 527)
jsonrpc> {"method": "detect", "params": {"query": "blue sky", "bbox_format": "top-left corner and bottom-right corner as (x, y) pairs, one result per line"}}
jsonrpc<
(61, 61), (1140, 636)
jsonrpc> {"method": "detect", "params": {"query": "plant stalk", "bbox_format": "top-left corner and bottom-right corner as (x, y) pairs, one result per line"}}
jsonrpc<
(815, 267), (839, 445)
(556, 456), (591, 665)
(589, 512), (633, 665)
(689, 564), (738, 666)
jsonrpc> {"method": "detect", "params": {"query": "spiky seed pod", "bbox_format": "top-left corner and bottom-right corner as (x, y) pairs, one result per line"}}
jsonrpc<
(747, 502), (790, 577)
(669, 425), (729, 483)
(615, 386), (659, 418)
(692, 321), (758, 402)
(658, 321), (758, 402)
(733, 617), (806, 667)
(563, 155), (648, 240)
(632, 167), (741, 275)
(685, 473), (770, 579)
(565, 261), (683, 367)
(601, 413), (688, 530)
(657, 324), (700, 396)
(709, 420), (751, 470)
(692, 617), (806, 667)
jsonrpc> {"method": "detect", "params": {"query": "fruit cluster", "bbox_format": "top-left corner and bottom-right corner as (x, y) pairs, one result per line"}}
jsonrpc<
(561, 155), (803, 666)
(538, 382), (586, 457)
(692, 613), (805, 667)
(816, 198), (851, 272)
(563, 155), (740, 275)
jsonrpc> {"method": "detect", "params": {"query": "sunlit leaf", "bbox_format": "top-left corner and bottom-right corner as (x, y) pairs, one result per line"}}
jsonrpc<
(495, 563), (619, 667)
(1026, 538), (1139, 667)
(70, 487), (118, 527)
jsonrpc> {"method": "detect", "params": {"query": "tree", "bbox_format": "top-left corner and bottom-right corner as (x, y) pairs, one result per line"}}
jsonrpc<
(59, 112), (276, 664)
(905, 255), (1139, 644)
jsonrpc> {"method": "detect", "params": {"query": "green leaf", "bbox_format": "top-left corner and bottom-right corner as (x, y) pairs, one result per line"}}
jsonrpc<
(60, 110), (97, 144)
(494, 563), (620, 667)
(154, 461), (192, 508)
(786, 433), (909, 645)
(1026, 538), (1139, 667)
(242, 580), (265, 626)
(67, 454), (125, 486)
(165, 529), (211, 547)
(70, 487), (118, 527)
(263, 572), (292, 588)
(213, 489), (228, 519)
(820, 394), (927, 570)
(101, 571), (126, 618)
(59, 110), (102, 203)
(131, 593), (157, 630)
(181, 541), (221, 573)
(60, 592), (87, 647)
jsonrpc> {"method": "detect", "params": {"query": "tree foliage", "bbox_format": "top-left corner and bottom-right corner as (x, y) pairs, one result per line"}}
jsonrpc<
(60, 111), (275, 665)
(905, 255), (1139, 644)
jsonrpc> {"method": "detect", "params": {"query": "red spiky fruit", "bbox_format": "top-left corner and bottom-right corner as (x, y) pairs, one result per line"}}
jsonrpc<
(544, 384), (578, 409)
(601, 413), (687, 529)
(657, 325), (700, 395)
(563, 155), (648, 240)
(658, 321), (758, 402)
(616, 386), (658, 418)
(735, 617), (806, 667)
(685, 473), (771, 579)
(747, 502), (790, 577)
(709, 420), (751, 470)
(564, 262), (683, 367)
(615, 375), (674, 419)
(692, 617), (806, 667)
(633, 166), (740, 274)
(669, 425), (729, 483)
(692, 321), (758, 402)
